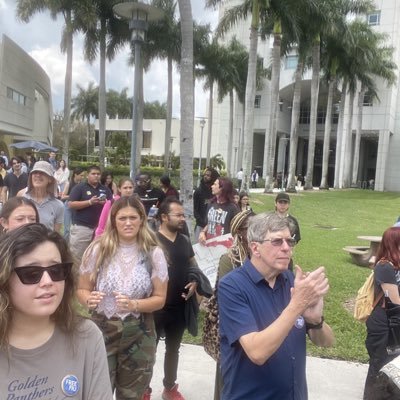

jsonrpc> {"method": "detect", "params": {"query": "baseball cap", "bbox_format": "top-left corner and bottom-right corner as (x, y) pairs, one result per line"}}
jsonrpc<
(31, 161), (54, 178)
(275, 192), (290, 203)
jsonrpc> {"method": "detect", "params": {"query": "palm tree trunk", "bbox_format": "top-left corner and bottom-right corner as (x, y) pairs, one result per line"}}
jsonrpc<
(319, 77), (335, 189)
(334, 85), (346, 188)
(286, 61), (303, 192)
(304, 37), (321, 190)
(226, 90), (234, 177)
(237, 102), (245, 169)
(352, 85), (365, 186)
(86, 116), (90, 156)
(206, 80), (214, 166)
(342, 90), (355, 188)
(242, 25), (259, 190)
(98, 17), (107, 168)
(264, 24), (282, 193)
(163, 56), (173, 172)
(177, 0), (194, 221)
(62, 9), (73, 163)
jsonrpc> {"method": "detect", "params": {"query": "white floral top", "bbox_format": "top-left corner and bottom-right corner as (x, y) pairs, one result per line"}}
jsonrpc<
(80, 242), (168, 319)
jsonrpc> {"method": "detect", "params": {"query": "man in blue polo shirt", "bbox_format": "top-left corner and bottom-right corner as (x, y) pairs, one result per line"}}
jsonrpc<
(68, 165), (112, 261)
(218, 212), (335, 400)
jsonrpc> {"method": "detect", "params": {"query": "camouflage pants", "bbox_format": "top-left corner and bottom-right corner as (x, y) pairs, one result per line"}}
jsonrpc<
(91, 312), (156, 400)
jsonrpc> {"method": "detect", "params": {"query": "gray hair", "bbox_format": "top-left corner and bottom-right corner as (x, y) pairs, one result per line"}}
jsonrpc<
(247, 212), (295, 242)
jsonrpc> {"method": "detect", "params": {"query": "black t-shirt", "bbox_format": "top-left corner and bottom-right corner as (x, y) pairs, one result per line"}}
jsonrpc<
(69, 182), (112, 228)
(206, 201), (239, 239)
(374, 261), (400, 304)
(4, 172), (28, 198)
(135, 187), (166, 214)
(156, 232), (195, 308)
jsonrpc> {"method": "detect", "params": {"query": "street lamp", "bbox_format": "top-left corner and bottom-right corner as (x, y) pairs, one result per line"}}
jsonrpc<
(113, 1), (163, 179)
(197, 119), (206, 187)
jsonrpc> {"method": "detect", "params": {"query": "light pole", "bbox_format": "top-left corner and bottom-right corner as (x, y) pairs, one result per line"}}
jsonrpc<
(113, 1), (163, 179)
(197, 119), (206, 187)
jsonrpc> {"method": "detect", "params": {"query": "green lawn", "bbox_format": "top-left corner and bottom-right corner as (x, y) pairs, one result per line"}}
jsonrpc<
(183, 189), (400, 363)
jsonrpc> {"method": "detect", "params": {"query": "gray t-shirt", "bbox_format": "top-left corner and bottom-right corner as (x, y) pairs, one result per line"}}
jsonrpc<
(24, 193), (64, 230)
(0, 319), (113, 399)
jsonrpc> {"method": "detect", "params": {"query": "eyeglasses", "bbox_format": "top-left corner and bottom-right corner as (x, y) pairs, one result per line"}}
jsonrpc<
(14, 262), (73, 285)
(168, 213), (186, 218)
(259, 237), (296, 248)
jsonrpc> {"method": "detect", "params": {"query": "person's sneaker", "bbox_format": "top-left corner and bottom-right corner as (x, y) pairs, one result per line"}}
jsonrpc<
(142, 388), (152, 400)
(162, 384), (185, 400)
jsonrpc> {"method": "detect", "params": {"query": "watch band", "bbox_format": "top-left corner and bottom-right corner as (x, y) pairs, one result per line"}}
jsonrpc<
(305, 316), (324, 331)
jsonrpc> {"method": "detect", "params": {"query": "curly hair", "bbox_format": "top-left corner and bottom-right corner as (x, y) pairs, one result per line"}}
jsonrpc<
(83, 195), (159, 281)
(0, 223), (78, 351)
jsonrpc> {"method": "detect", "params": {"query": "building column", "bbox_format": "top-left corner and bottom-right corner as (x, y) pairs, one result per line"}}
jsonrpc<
(375, 129), (390, 191)
(276, 136), (289, 175)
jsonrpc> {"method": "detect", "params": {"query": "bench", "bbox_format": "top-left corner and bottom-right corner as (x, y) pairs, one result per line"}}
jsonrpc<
(343, 246), (373, 268)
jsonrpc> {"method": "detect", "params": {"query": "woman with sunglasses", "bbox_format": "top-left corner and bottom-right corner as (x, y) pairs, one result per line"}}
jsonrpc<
(77, 195), (168, 400)
(0, 223), (113, 399)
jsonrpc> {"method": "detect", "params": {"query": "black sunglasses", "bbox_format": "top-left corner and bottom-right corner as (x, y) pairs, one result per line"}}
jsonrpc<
(14, 262), (73, 285)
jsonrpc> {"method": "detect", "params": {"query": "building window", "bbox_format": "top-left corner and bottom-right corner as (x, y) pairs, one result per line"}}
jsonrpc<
(7, 87), (26, 106)
(142, 130), (152, 149)
(367, 11), (380, 26)
(363, 92), (373, 106)
(299, 105), (310, 124)
(285, 55), (298, 70)
(317, 108), (326, 124)
(254, 95), (261, 109)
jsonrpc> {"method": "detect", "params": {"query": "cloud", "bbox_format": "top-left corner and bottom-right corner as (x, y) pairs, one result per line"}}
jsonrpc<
(1, 0), (217, 118)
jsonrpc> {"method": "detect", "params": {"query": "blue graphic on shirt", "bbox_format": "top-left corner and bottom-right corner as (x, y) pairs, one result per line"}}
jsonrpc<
(61, 375), (80, 396)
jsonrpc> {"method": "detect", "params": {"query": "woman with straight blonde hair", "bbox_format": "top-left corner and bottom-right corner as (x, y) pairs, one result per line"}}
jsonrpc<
(77, 195), (168, 400)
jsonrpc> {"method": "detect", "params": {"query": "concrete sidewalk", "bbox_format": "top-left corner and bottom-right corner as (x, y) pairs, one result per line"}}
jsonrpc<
(149, 342), (368, 400)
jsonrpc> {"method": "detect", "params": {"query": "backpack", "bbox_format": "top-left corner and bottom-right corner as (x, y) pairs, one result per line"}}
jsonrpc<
(353, 260), (389, 322)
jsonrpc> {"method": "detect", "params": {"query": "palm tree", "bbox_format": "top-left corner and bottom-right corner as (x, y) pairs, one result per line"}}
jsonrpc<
(177, 0), (194, 217)
(207, 0), (267, 190)
(303, 0), (374, 189)
(16, 0), (93, 163)
(82, 0), (129, 168)
(197, 36), (234, 166)
(146, 0), (181, 172)
(71, 82), (98, 156)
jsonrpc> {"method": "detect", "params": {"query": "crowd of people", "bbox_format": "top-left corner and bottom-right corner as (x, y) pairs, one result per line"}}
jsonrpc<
(0, 151), (398, 400)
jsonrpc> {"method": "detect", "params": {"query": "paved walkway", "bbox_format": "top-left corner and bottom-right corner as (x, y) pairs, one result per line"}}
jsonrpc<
(149, 342), (368, 400)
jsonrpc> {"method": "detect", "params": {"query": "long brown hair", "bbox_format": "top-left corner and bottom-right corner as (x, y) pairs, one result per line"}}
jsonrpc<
(376, 227), (400, 269)
(83, 195), (159, 279)
(0, 223), (79, 351)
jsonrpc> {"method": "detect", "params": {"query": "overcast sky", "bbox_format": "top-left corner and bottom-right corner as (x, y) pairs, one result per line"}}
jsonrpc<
(0, 0), (218, 118)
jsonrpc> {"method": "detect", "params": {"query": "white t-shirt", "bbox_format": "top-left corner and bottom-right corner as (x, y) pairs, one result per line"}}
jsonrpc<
(236, 170), (244, 180)
(0, 319), (113, 399)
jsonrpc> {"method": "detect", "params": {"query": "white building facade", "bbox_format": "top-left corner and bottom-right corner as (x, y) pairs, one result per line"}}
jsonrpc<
(211, 0), (400, 191)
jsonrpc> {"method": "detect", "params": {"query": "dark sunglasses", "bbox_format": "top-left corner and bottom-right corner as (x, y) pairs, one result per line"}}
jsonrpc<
(259, 237), (296, 248)
(14, 262), (73, 285)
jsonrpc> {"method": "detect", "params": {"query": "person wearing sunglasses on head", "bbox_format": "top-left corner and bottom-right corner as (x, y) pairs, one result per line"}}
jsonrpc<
(218, 212), (334, 400)
(0, 223), (113, 399)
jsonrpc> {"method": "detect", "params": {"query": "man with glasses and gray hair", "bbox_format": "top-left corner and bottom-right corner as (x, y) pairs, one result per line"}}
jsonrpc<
(218, 212), (335, 400)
